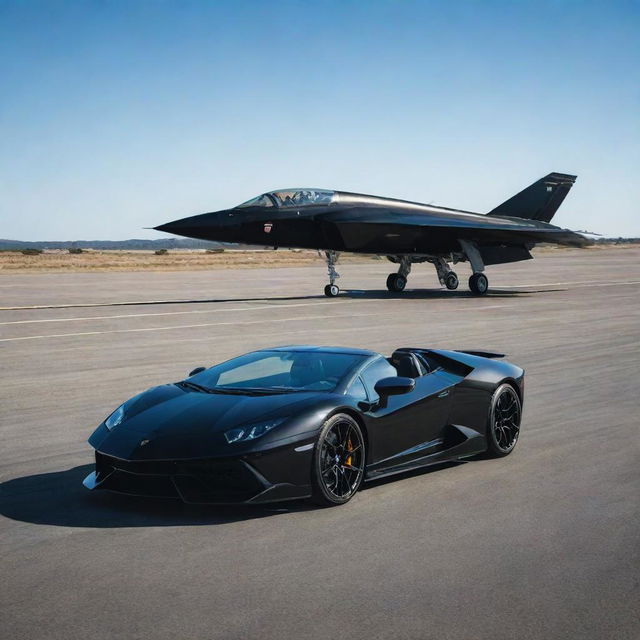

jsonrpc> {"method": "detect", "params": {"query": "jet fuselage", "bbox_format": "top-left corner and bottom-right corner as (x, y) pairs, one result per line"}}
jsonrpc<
(154, 175), (591, 296)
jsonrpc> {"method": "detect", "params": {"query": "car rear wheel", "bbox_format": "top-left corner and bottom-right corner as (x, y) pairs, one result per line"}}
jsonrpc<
(311, 414), (365, 506)
(486, 383), (522, 457)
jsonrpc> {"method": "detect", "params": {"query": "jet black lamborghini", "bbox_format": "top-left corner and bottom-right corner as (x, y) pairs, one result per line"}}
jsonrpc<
(84, 346), (524, 506)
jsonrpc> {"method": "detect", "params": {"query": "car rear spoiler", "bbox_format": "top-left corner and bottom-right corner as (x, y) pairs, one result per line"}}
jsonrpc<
(454, 350), (505, 359)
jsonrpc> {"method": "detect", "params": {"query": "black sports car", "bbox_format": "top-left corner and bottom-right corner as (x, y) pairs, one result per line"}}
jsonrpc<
(84, 346), (524, 506)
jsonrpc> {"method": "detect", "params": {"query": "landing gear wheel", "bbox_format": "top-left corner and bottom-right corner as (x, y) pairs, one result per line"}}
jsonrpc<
(444, 271), (459, 290)
(324, 284), (339, 297)
(486, 384), (522, 457)
(469, 273), (488, 295)
(386, 273), (407, 292)
(311, 413), (365, 506)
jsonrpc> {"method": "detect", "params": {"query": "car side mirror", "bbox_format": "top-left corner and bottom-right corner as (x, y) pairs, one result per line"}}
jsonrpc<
(188, 366), (206, 377)
(374, 376), (415, 397)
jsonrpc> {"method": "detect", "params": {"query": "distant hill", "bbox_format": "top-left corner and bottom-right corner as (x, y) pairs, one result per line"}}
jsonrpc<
(0, 238), (236, 250)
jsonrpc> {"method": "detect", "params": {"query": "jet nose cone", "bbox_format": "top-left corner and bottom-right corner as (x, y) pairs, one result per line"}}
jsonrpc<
(153, 221), (180, 233)
(154, 210), (236, 242)
(154, 212), (209, 234)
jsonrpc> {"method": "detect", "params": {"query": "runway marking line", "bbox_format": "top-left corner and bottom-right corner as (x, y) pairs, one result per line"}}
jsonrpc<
(0, 305), (510, 342)
(0, 298), (273, 311)
(0, 299), (371, 326)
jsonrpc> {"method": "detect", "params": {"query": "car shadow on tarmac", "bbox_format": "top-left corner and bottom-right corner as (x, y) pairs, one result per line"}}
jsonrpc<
(0, 465), (322, 528)
(0, 461), (465, 528)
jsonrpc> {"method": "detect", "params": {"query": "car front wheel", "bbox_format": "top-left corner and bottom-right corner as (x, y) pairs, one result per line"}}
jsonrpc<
(311, 414), (365, 506)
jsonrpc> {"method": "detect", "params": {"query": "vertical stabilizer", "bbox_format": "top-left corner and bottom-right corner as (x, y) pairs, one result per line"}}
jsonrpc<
(488, 172), (576, 223)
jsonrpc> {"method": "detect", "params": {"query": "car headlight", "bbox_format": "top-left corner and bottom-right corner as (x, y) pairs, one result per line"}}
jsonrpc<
(105, 404), (125, 430)
(224, 418), (285, 444)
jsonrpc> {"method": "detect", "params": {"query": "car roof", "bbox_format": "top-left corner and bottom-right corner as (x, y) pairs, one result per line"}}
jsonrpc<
(262, 345), (380, 357)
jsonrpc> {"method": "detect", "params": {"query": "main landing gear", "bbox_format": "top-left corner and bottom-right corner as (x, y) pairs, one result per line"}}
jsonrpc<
(468, 273), (489, 295)
(433, 257), (459, 291)
(321, 243), (490, 296)
(323, 250), (341, 297)
(386, 256), (411, 292)
(459, 239), (488, 296)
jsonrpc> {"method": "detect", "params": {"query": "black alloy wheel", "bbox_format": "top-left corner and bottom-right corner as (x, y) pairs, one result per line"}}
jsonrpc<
(312, 414), (365, 506)
(486, 383), (522, 457)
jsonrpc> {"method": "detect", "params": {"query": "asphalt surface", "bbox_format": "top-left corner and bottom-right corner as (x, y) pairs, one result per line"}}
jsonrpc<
(1, 247), (639, 640)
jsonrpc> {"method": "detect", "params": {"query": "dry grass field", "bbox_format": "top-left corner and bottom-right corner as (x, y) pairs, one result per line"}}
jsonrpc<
(0, 243), (636, 273)
(0, 249), (378, 273)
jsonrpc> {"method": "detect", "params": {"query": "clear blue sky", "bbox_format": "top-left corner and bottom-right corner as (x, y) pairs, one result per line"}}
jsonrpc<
(1, 0), (638, 239)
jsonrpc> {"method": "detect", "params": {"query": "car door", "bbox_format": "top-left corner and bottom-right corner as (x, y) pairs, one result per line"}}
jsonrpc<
(361, 357), (457, 474)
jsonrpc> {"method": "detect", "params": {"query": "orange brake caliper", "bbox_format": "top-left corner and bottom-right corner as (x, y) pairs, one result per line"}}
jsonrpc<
(345, 438), (353, 467)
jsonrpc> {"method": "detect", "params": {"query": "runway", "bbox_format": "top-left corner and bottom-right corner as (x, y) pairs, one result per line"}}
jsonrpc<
(1, 247), (639, 640)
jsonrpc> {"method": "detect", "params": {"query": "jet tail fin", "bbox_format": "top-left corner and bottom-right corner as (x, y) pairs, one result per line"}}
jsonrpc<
(487, 172), (577, 223)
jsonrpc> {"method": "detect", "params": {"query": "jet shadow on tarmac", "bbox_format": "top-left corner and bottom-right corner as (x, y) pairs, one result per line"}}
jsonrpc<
(6, 286), (563, 312)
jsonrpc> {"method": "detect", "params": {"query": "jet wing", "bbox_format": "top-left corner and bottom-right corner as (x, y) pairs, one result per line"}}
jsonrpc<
(317, 207), (591, 254)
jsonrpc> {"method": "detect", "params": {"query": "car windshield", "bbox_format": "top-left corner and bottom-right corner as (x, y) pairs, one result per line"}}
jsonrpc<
(187, 350), (366, 393)
(236, 189), (335, 209)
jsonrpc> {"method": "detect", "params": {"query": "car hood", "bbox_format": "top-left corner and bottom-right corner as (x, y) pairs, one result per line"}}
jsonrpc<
(89, 384), (329, 460)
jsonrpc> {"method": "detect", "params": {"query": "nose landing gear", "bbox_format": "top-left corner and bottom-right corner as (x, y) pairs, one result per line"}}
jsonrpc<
(444, 271), (459, 290)
(323, 250), (341, 297)
(434, 257), (459, 290)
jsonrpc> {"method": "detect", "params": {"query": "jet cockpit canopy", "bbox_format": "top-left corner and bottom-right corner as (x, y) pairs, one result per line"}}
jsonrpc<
(237, 189), (335, 209)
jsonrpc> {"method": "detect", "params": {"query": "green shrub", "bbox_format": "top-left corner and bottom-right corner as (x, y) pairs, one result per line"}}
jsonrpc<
(21, 248), (43, 255)
(68, 247), (83, 254)
(154, 248), (169, 255)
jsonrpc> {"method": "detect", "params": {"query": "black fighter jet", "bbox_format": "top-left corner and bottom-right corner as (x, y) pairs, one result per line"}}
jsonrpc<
(155, 172), (590, 296)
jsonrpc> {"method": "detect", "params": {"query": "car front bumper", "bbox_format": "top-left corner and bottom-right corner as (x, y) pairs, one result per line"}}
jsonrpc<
(83, 443), (314, 504)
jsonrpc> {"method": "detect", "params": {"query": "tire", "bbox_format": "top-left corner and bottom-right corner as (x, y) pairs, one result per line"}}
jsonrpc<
(444, 271), (459, 290)
(324, 284), (339, 297)
(486, 383), (522, 457)
(469, 272), (488, 295)
(311, 413), (365, 506)
(386, 273), (407, 292)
